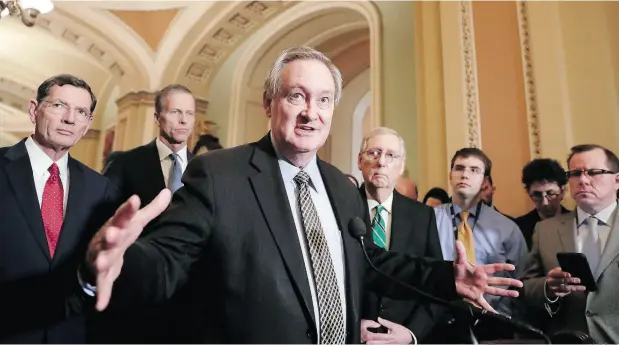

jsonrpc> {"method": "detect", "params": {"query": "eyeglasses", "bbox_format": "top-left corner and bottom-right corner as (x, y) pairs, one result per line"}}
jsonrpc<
(451, 164), (484, 175)
(363, 148), (402, 163)
(42, 100), (92, 122)
(565, 169), (616, 179)
(529, 190), (561, 202)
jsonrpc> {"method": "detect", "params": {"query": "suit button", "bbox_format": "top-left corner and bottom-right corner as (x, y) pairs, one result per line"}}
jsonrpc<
(306, 330), (313, 339)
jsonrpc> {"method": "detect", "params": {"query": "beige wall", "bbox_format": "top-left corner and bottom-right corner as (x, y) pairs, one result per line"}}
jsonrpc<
(473, 1), (530, 216)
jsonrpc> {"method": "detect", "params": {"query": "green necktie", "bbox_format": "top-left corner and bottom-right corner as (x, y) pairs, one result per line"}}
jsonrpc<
(372, 205), (387, 249)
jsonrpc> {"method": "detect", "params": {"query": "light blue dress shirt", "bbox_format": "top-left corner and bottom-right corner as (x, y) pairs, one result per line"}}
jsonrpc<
(434, 202), (527, 316)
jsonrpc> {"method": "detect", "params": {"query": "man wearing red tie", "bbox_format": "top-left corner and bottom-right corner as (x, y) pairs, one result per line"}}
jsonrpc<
(0, 74), (118, 343)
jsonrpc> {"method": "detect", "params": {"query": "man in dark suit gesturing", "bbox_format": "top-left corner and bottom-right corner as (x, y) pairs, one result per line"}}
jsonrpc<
(0, 74), (117, 343)
(83, 46), (522, 343)
(103, 84), (196, 205)
(357, 127), (444, 344)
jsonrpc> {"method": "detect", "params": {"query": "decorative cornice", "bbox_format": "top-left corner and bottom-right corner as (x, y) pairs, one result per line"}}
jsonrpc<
(84, 129), (100, 140)
(196, 98), (209, 114)
(460, 0), (482, 148)
(517, 1), (541, 158)
(116, 91), (156, 110)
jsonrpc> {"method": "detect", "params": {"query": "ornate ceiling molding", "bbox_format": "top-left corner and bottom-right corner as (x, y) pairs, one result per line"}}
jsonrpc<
(517, 1), (542, 158)
(460, 0), (482, 148)
(0, 77), (36, 113)
(33, 6), (149, 89)
(176, 1), (294, 89)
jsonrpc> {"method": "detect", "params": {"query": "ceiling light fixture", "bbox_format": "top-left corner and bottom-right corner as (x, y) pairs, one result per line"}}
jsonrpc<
(0, 0), (54, 27)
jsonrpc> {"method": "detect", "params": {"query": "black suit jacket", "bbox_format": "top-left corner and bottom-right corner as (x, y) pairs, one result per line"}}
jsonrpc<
(103, 139), (195, 207)
(359, 186), (444, 341)
(0, 139), (117, 343)
(98, 139), (194, 343)
(104, 134), (459, 343)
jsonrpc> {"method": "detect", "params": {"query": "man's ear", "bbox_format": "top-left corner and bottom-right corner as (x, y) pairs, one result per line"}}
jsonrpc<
(263, 91), (272, 118)
(28, 99), (38, 124)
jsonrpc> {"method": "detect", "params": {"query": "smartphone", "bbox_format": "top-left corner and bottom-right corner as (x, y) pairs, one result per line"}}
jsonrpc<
(556, 252), (598, 292)
(367, 326), (389, 334)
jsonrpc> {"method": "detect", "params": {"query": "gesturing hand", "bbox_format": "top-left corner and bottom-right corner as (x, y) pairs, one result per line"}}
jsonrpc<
(453, 241), (523, 312)
(86, 189), (172, 311)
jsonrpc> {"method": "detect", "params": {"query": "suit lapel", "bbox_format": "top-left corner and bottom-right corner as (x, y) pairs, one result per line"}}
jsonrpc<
(248, 135), (315, 325)
(3, 141), (50, 259)
(53, 157), (85, 265)
(389, 192), (412, 252)
(556, 214), (577, 252)
(594, 208), (619, 280)
(320, 160), (361, 334)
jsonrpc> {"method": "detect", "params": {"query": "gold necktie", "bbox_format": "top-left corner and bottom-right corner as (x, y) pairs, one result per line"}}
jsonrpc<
(458, 211), (476, 264)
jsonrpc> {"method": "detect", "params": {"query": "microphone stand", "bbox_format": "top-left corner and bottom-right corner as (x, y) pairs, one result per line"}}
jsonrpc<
(357, 235), (551, 344)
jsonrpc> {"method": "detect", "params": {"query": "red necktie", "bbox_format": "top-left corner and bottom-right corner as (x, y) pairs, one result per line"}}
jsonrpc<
(41, 163), (64, 257)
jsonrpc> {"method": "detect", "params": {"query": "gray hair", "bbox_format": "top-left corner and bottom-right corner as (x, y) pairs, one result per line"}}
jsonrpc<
(359, 127), (407, 160)
(263, 46), (343, 105)
(155, 84), (193, 115)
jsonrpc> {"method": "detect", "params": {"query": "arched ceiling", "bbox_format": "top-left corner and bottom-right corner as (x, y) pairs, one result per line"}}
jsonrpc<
(0, 0), (369, 145)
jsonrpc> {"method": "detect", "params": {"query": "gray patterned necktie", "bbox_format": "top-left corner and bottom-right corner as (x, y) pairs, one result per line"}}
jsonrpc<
(581, 216), (601, 272)
(293, 170), (346, 344)
(168, 153), (183, 193)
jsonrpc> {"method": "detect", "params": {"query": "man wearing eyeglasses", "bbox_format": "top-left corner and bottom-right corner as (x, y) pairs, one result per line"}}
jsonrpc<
(433, 148), (527, 341)
(0, 74), (118, 343)
(520, 144), (619, 344)
(357, 127), (443, 344)
(515, 159), (570, 250)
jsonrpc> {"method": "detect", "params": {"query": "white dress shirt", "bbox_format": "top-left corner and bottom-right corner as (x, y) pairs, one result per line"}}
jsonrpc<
(155, 137), (188, 188)
(277, 153), (347, 342)
(25, 136), (69, 214)
(364, 190), (394, 250)
(575, 201), (617, 254)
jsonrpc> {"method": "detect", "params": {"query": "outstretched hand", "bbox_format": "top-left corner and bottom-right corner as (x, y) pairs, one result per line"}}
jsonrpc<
(453, 241), (523, 312)
(86, 189), (172, 311)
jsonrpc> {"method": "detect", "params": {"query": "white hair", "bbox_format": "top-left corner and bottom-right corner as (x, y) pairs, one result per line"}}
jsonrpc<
(359, 127), (407, 160)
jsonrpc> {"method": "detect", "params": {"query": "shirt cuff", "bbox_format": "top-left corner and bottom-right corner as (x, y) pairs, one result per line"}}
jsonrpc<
(77, 268), (97, 297)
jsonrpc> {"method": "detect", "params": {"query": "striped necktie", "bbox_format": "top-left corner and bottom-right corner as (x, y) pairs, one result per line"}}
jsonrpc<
(372, 204), (387, 249)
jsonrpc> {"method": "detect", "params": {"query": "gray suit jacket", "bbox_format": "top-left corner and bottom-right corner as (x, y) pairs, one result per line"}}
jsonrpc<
(520, 209), (619, 343)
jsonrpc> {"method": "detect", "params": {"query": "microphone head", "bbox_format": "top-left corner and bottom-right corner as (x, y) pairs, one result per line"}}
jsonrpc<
(348, 217), (367, 240)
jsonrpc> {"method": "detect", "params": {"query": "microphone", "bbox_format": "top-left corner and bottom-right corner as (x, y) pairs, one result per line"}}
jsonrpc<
(348, 217), (550, 344)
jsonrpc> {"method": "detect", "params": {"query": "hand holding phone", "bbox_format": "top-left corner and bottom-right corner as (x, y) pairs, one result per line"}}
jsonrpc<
(556, 252), (598, 291)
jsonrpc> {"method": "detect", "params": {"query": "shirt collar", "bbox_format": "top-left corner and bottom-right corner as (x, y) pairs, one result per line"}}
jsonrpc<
(576, 200), (617, 227)
(156, 137), (187, 165)
(452, 201), (483, 218)
(271, 133), (321, 193)
(24, 136), (69, 177)
(365, 189), (394, 214)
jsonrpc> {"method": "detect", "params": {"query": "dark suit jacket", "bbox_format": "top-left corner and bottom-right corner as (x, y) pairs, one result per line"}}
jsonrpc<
(102, 139), (195, 207)
(104, 134), (459, 343)
(0, 139), (117, 343)
(359, 186), (444, 341)
(515, 206), (570, 250)
(98, 139), (194, 343)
